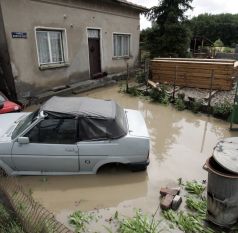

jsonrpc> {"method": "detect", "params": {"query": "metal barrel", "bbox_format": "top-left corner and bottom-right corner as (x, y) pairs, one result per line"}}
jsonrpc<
(203, 157), (238, 227)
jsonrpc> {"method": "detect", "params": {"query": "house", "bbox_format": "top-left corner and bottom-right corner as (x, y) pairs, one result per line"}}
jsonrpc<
(0, 0), (146, 101)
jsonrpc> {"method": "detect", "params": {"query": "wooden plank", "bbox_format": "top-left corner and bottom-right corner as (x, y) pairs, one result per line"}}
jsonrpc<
(151, 60), (235, 66)
(151, 68), (234, 76)
(153, 58), (236, 64)
(151, 63), (234, 70)
(147, 80), (157, 88)
(152, 71), (232, 79)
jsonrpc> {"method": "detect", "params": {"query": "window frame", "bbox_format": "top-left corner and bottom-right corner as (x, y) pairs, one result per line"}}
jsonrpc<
(112, 33), (131, 59)
(23, 117), (78, 145)
(35, 27), (69, 68)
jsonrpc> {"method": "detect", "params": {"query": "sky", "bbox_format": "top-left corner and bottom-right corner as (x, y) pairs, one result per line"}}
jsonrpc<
(128, 0), (238, 29)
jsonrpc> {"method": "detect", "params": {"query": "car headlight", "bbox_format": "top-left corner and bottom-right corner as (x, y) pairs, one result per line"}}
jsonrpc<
(14, 106), (19, 111)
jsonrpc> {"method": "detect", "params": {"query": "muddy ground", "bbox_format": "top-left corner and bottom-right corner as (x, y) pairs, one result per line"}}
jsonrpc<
(20, 84), (238, 232)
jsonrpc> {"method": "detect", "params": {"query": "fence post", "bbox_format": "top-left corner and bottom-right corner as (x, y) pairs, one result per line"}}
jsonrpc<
(208, 69), (214, 109)
(126, 62), (129, 92)
(173, 66), (178, 99)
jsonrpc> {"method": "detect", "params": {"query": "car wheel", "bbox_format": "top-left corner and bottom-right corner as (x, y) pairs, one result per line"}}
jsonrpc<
(0, 168), (7, 177)
(130, 165), (147, 172)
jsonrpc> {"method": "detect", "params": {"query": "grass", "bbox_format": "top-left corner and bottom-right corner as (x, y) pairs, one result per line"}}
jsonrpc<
(163, 210), (214, 233)
(186, 196), (207, 218)
(0, 203), (25, 233)
(69, 210), (94, 233)
(118, 210), (163, 233)
(185, 181), (206, 196)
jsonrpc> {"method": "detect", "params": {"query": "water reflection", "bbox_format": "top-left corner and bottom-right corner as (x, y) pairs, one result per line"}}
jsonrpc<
(18, 169), (148, 212)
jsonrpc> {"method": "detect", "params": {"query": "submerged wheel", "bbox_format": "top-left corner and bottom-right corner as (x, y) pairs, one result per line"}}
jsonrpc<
(0, 168), (7, 177)
(130, 165), (147, 172)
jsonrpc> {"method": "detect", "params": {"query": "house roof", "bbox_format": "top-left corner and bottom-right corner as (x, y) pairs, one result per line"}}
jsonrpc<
(41, 96), (117, 119)
(114, 0), (148, 12)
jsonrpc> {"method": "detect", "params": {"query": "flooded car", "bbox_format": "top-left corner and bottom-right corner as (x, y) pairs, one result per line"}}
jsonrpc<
(0, 96), (150, 175)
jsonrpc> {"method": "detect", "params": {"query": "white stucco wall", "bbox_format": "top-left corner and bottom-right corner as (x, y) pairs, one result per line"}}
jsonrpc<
(0, 0), (141, 96)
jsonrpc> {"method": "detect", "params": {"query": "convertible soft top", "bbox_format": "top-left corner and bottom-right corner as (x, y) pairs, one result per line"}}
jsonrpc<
(40, 96), (128, 139)
(41, 96), (116, 119)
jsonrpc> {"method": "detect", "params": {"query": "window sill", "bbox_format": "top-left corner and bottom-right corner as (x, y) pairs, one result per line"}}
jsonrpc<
(112, 56), (132, 60)
(39, 63), (70, 70)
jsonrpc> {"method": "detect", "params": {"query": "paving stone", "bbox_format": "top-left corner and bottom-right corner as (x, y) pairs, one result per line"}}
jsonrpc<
(160, 194), (174, 210)
(160, 187), (180, 197)
(171, 195), (182, 211)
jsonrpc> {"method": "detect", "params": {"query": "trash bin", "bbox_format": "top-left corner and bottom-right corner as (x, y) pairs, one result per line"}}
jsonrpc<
(203, 137), (238, 227)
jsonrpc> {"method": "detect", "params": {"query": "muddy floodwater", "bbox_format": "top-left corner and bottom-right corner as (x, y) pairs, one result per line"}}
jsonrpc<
(20, 85), (238, 232)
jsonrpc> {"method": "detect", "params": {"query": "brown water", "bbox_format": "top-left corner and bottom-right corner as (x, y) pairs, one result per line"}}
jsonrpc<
(20, 85), (238, 231)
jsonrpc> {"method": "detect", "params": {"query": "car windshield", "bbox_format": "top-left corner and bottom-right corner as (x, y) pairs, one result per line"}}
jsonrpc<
(12, 110), (39, 139)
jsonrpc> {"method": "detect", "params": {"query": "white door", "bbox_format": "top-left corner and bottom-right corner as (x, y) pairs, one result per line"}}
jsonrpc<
(12, 118), (79, 173)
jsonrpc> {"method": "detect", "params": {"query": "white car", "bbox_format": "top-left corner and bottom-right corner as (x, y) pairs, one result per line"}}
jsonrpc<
(0, 97), (150, 175)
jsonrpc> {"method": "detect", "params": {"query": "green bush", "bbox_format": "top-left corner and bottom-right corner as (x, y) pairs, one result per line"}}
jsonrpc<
(174, 98), (186, 111)
(190, 100), (203, 113)
(127, 86), (141, 96)
(213, 100), (233, 120)
(149, 86), (169, 104)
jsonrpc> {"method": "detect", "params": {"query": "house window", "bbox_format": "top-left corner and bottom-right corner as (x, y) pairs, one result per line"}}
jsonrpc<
(36, 29), (66, 65)
(113, 34), (130, 57)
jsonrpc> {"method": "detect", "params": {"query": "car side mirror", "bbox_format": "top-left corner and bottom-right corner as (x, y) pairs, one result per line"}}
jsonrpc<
(17, 137), (30, 144)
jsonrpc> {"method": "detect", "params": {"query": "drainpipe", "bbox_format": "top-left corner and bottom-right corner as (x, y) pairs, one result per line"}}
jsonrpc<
(0, 2), (17, 101)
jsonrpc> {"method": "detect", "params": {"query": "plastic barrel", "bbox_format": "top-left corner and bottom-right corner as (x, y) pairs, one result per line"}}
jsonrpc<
(203, 157), (238, 227)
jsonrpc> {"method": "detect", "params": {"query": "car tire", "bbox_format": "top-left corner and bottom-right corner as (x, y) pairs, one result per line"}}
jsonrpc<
(130, 165), (147, 172)
(0, 168), (7, 177)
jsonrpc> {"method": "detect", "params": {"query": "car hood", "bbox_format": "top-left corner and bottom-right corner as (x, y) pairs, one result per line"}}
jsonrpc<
(0, 112), (30, 142)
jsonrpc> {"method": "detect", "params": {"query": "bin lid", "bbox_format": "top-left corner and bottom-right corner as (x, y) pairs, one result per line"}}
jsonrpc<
(213, 137), (238, 174)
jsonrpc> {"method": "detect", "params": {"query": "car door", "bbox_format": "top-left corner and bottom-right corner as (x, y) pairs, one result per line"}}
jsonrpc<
(11, 118), (79, 173)
(77, 118), (121, 172)
(78, 140), (119, 172)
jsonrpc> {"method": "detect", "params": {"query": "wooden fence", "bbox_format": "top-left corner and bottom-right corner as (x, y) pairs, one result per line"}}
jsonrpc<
(151, 59), (236, 91)
(0, 172), (73, 233)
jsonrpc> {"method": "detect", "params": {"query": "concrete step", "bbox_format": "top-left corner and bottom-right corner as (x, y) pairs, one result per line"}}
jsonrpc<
(21, 77), (116, 105)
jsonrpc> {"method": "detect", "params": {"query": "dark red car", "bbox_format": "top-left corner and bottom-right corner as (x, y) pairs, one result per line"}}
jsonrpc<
(0, 92), (22, 114)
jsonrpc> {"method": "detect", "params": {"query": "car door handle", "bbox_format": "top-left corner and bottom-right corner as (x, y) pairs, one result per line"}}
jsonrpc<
(65, 148), (75, 152)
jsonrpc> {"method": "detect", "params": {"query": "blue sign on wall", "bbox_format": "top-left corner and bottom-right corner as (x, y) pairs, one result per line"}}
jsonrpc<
(11, 32), (27, 39)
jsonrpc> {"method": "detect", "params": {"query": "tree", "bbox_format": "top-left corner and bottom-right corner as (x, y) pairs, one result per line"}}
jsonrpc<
(143, 0), (193, 58)
(214, 39), (224, 47)
(189, 14), (238, 47)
